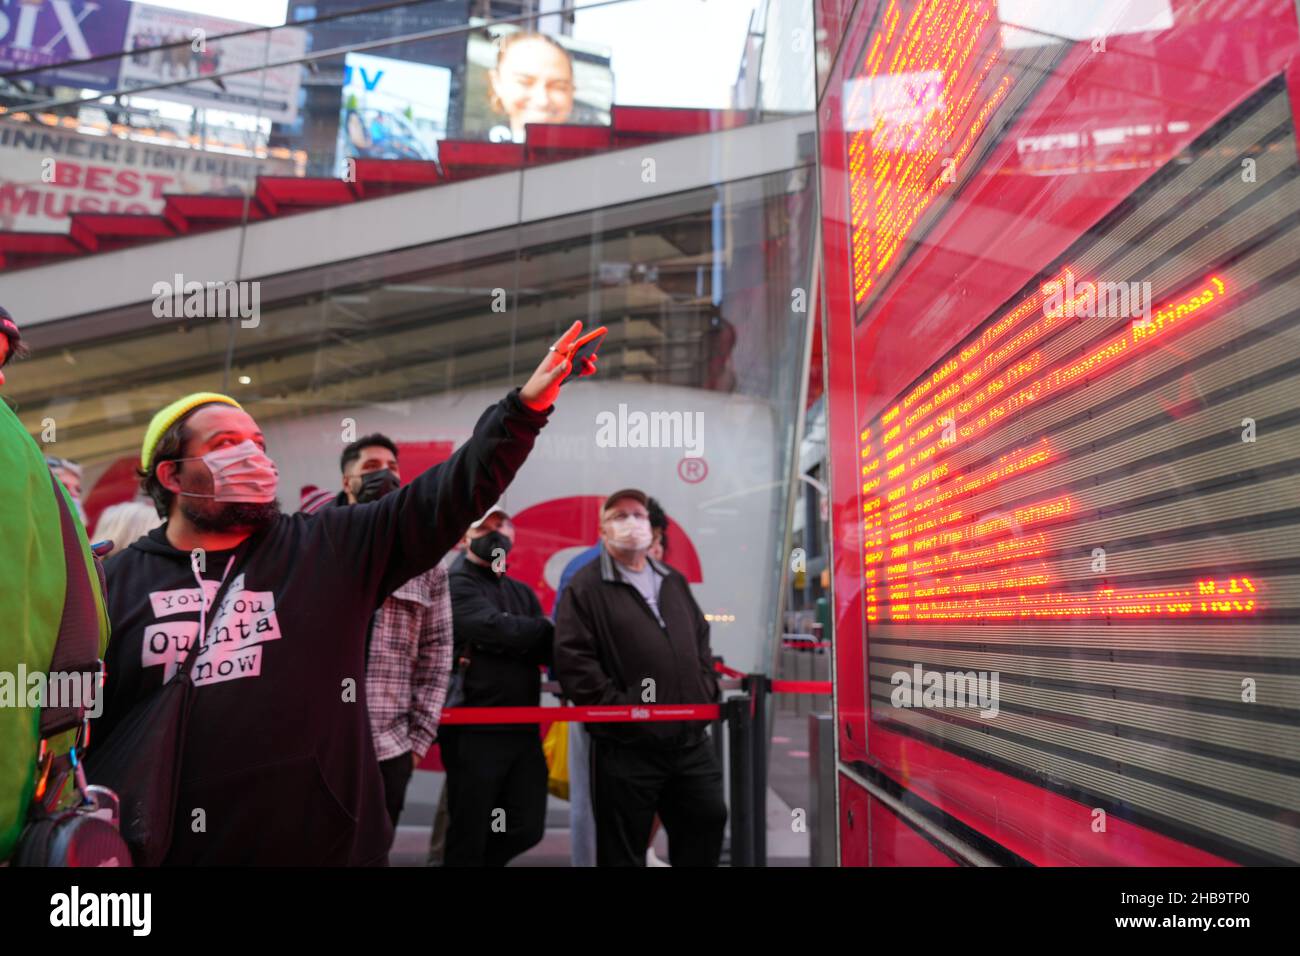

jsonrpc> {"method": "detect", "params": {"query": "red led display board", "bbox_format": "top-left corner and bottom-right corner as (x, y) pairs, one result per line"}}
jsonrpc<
(818, 0), (1300, 864)
(847, 0), (1011, 306)
(858, 271), (1256, 626)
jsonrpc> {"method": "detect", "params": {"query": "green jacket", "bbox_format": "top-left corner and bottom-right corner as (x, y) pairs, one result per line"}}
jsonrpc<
(0, 400), (109, 859)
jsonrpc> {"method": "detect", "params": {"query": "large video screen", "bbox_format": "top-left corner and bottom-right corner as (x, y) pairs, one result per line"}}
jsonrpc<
(461, 20), (612, 144)
(857, 80), (1300, 864)
(334, 52), (452, 174)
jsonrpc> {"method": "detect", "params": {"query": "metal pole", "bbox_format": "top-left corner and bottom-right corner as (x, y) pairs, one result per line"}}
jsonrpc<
(749, 674), (769, 867)
(808, 711), (836, 867)
(725, 695), (754, 867)
(712, 656), (726, 767)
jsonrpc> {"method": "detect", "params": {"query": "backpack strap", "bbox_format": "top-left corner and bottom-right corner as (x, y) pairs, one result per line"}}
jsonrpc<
(39, 472), (103, 739)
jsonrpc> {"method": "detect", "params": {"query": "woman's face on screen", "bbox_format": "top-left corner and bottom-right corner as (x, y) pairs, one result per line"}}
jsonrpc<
(490, 37), (575, 137)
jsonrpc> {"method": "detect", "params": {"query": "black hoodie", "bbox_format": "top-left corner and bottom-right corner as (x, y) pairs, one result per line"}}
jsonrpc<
(94, 389), (548, 866)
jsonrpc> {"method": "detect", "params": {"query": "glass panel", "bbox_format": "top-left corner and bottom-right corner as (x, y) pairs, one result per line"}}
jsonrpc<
(820, 0), (1300, 863)
(1, 1), (818, 680)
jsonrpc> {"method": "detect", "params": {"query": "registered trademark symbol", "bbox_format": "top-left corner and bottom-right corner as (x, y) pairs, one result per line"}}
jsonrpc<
(678, 457), (708, 483)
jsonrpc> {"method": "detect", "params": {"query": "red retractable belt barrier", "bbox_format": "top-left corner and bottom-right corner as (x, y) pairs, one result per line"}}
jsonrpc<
(439, 666), (826, 727)
(433, 666), (823, 867)
(770, 680), (832, 695)
(714, 661), (832, 695)
(440, 703), (721, 725)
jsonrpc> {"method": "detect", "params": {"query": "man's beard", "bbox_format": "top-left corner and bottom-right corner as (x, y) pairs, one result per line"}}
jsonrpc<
(181, 498), (282, 534)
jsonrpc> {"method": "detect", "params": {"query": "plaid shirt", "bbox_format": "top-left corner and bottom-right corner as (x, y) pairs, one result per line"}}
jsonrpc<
(366, 561), (454, 761)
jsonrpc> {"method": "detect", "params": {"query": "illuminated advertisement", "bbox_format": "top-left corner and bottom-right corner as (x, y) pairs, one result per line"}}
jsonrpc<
(461, 20), (612, 144)
(118, 4), (306, 123)
(0, 0), (131, 89)
(335, 52), (451, 174)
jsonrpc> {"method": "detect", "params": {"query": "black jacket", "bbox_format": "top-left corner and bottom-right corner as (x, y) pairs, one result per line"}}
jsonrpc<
(554, 547), (719, 749)
(94, 389), (548, 865)
(447, 552), (552, 732)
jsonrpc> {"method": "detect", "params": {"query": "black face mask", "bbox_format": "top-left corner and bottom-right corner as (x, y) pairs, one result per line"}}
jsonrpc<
(469, 530), (512, 566)
(355, 468), (400, 503)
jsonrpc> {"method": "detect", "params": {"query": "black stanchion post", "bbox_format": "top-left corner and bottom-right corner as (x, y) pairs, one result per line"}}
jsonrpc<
(725, 694), (754, 867)
(748, 674), (768, 867)
(711, 656), (725, 765)
(712, 657), (727, 861)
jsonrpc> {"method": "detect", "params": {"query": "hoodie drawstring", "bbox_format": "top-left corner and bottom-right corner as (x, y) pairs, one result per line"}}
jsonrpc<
(190, 553), (237, 670)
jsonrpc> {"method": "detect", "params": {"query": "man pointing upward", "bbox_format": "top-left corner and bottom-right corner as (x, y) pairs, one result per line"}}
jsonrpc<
(94, 322), (596, 865)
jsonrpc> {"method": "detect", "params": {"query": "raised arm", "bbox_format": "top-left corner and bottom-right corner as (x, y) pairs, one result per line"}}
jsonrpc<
(317, 322), (597, 602)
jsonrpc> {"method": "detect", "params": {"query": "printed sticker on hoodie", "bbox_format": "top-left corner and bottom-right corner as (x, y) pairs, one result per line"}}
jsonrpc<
(141, 574), (282, 686)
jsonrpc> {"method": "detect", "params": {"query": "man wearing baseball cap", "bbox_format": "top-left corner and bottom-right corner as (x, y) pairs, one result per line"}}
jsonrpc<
(554, 488), (726, 866)
(440, 502), (554, 866)
(92, 321), (595, 866)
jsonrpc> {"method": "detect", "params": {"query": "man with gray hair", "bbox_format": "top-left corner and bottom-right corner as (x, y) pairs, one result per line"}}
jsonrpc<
(555, 488), (725, 866)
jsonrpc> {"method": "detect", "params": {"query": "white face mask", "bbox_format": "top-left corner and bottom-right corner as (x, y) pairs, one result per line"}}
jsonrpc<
(607, 514), (653, 553)
(173, 439), (279, 503)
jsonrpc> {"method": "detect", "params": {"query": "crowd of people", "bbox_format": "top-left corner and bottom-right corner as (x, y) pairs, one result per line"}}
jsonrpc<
(1, 312), (726, 867)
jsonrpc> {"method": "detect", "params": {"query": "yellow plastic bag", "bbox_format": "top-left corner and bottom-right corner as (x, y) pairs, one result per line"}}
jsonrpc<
(542, 721), (570, 800)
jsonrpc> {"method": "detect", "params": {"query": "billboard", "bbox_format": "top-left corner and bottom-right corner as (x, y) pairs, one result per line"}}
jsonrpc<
(461, 20), (612, 143)
(0, 0), (132, 89)
(118, 3), (306, 123)
(334, 52), (450, 175)
(0, 122), (293, 231)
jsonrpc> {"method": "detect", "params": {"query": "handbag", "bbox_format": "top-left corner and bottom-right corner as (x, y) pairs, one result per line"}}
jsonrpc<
(542, 720), (570, 801)
(83, 542), (250, 866)
(12, 771), (129, 867)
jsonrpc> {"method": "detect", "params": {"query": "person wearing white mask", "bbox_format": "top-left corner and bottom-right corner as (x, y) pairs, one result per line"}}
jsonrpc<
(554, 488), (726, 867)
(92, 322), (596, 866)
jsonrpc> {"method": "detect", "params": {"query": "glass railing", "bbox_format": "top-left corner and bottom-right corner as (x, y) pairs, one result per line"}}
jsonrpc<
(0, 0), (815, 236)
